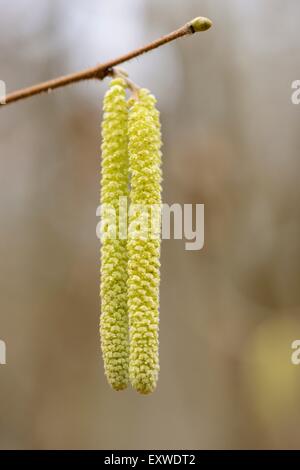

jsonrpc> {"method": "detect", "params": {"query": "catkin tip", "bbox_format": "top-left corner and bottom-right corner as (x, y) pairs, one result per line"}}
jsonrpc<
(189, 16), (212, 32)
(112, 383), (128, 392)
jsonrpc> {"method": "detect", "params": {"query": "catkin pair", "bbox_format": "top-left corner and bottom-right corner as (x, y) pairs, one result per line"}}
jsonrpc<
(100, 77), (162, 394)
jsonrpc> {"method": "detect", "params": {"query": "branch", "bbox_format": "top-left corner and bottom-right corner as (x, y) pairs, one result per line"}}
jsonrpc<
(1, 17), (212, 106)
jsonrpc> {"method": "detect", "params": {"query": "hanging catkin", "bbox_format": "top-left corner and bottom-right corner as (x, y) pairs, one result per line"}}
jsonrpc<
(127, 88), (162, 394)
(100, 77), (129, 391)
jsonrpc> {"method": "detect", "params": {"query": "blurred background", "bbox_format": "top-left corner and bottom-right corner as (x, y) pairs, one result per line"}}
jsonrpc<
(1, 0), (300, 450)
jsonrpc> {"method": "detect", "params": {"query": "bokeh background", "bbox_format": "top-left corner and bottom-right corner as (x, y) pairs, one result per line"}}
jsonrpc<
(1, 0), (300, 450)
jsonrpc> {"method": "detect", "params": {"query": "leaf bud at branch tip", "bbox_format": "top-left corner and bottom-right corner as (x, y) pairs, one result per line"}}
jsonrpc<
(188, 16), (212, 33)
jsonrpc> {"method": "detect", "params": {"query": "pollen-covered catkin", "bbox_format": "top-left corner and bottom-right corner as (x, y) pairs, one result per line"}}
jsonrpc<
(127, 88), (162, 394)
(100, 77), (129, 391)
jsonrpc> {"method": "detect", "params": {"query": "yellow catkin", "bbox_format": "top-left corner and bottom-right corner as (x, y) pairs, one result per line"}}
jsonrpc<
(100, 77), (129, 391)
(127, 88), (162, 394)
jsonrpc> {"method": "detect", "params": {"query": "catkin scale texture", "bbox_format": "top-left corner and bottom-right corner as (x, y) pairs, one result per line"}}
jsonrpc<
(100, 78), (129, 391)
(128, 89), (162, 394)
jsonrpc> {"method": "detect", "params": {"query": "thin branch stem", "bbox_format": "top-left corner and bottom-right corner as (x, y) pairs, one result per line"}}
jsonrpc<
(1, 17), (212, 106)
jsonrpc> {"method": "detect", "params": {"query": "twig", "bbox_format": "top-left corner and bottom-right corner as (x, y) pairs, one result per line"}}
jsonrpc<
(1, 17), (212, 106)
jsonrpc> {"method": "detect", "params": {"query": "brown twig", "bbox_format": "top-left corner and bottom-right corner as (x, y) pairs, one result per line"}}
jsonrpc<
(1, 17), (212, 106)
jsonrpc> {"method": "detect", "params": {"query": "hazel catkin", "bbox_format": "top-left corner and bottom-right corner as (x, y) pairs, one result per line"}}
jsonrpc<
(127, 88), (162, 394)
(100, 77), (130, 391)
